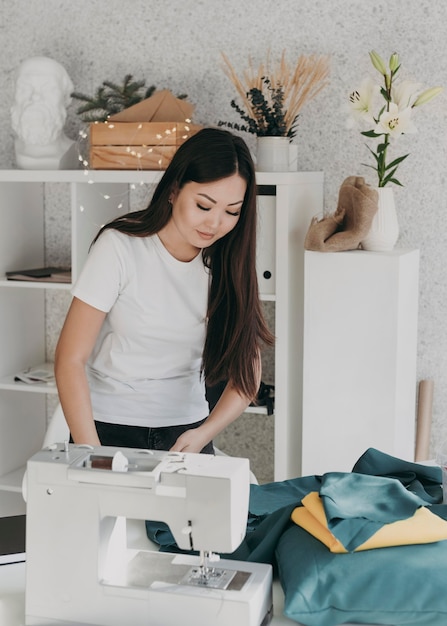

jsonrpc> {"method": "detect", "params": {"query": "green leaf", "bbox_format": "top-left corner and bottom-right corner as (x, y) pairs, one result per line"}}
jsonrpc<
(384, 153), (409, 170)
(361, 162), (379, 171)
(382, 175), (404, 187)
(365, 145), (380, 164)
(383, 166), (399, 180)
(361, 130), (382, 138)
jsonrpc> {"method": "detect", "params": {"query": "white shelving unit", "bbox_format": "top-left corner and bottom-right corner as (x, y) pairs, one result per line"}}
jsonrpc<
(0, 168), (324, 510)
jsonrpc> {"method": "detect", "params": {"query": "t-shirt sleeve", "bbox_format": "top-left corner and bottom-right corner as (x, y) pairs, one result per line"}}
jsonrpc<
(72, 230), (125, 312)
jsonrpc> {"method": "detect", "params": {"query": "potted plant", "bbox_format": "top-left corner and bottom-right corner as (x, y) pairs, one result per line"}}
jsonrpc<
(348, 50), (442, 250)
(218, 51), (330, 171)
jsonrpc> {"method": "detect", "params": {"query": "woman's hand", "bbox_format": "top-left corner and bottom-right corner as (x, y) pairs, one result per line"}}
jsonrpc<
(170, 426), (210, 453)
(170, 375), (258, 453)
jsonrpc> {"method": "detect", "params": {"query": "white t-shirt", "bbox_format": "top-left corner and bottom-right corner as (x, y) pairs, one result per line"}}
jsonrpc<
(72, 229), (210, 427)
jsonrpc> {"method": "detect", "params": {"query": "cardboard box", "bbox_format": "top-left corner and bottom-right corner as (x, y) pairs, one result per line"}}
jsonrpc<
(88, 89), (201, 170)
(89, 122), (202, 169)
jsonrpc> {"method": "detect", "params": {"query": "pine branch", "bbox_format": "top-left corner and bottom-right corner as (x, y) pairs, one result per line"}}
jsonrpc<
(71, 75), (188, 123)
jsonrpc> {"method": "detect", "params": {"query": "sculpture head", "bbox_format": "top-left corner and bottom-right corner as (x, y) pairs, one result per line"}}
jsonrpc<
(11, 56), (74, 154)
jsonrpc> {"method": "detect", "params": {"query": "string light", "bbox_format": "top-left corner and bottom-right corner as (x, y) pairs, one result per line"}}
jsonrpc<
(73, 118), (198, 219)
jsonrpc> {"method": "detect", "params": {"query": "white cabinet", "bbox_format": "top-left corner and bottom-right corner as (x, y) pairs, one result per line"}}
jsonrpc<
(0, 169), (324, 511)
(302, 249), (420, 476)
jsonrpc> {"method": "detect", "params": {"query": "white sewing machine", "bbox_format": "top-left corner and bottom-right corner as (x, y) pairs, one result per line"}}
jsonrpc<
(25, 444), (273, 626)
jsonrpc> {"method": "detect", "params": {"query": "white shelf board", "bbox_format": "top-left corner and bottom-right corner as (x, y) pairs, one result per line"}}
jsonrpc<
(0, 168), (164, 184)
(0, 466), (25, 493)
(255, 170), (324, 185)
(0, 168), (323, 186)
(244, 405), (269, 415)
(260, 293), (275, 302)
(0, 375), (58, 394)
(0, 278), (72, 290)
(0, 489), (26, 516)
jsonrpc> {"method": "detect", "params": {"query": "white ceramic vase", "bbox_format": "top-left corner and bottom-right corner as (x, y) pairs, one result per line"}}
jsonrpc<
(361, 186), (399, 252)
(256, 136), (290, 172)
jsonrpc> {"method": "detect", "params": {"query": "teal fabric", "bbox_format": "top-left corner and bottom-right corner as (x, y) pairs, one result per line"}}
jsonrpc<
(320, 472), (427, 551)
(248, 474), (322, 516)
(276, 449), (447, 625)
(353, 447), (442, 503)
(277, 523), (447, 626)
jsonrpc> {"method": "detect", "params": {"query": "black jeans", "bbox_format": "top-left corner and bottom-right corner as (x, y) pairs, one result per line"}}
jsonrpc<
(94, 418), (214, 454)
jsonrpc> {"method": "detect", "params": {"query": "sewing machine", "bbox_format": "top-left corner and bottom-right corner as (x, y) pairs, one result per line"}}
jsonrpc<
(25, 444), (273, 626)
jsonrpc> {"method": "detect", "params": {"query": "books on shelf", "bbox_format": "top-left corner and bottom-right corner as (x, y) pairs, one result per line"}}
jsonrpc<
(6, 266), (71, 283)
(14, 362), (55, 385)
(0, 515), (26, 565)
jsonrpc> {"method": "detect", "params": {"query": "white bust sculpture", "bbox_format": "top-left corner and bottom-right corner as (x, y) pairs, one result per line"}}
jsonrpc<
(11, 56), (75, 169)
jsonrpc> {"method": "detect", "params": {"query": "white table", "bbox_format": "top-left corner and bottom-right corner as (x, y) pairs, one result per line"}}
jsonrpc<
(0, 561), (298, 626)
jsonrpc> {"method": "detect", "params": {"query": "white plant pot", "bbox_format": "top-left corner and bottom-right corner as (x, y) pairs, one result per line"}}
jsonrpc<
(361, 187), (399, 252)
(256, 136), (291, 172)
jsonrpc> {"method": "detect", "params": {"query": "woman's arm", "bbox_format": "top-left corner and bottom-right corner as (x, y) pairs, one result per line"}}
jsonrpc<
(54, 297), (106, 445)
(170, 354), (262, 453)
(169, 383), (251, 453)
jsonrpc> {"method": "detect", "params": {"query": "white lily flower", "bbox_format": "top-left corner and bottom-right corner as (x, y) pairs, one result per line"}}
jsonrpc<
(375, 103), (417, 138)
(350, 50), (442, 186)
(391, 80), (423, 109)
(413, 86), (444, 107)
(348, 77), (379, 125)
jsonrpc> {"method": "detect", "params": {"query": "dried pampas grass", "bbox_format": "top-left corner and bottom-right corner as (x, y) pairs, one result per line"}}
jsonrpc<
(221, 51), (330, 136)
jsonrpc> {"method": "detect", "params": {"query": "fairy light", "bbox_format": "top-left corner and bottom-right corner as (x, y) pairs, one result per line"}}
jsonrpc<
(72, 112), (198, 221)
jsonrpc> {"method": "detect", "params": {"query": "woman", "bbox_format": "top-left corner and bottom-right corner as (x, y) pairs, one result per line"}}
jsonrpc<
(55, 127), (274, 454)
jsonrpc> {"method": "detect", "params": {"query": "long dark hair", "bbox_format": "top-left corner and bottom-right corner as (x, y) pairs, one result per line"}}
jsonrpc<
(94, 127), (274, 399)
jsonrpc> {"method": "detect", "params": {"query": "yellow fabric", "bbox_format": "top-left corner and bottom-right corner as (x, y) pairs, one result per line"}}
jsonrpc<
(291, 500), (348, 553)
(291, 491), (447, 553)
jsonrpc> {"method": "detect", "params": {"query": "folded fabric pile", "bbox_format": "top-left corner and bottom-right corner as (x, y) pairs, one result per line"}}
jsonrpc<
(291, 471), (447, 553)
(275, 449), (447, 626)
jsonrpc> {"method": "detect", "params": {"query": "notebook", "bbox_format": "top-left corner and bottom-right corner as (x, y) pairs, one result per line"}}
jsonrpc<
(0, 515), (26, 565)
(6, 266), (71, 283)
